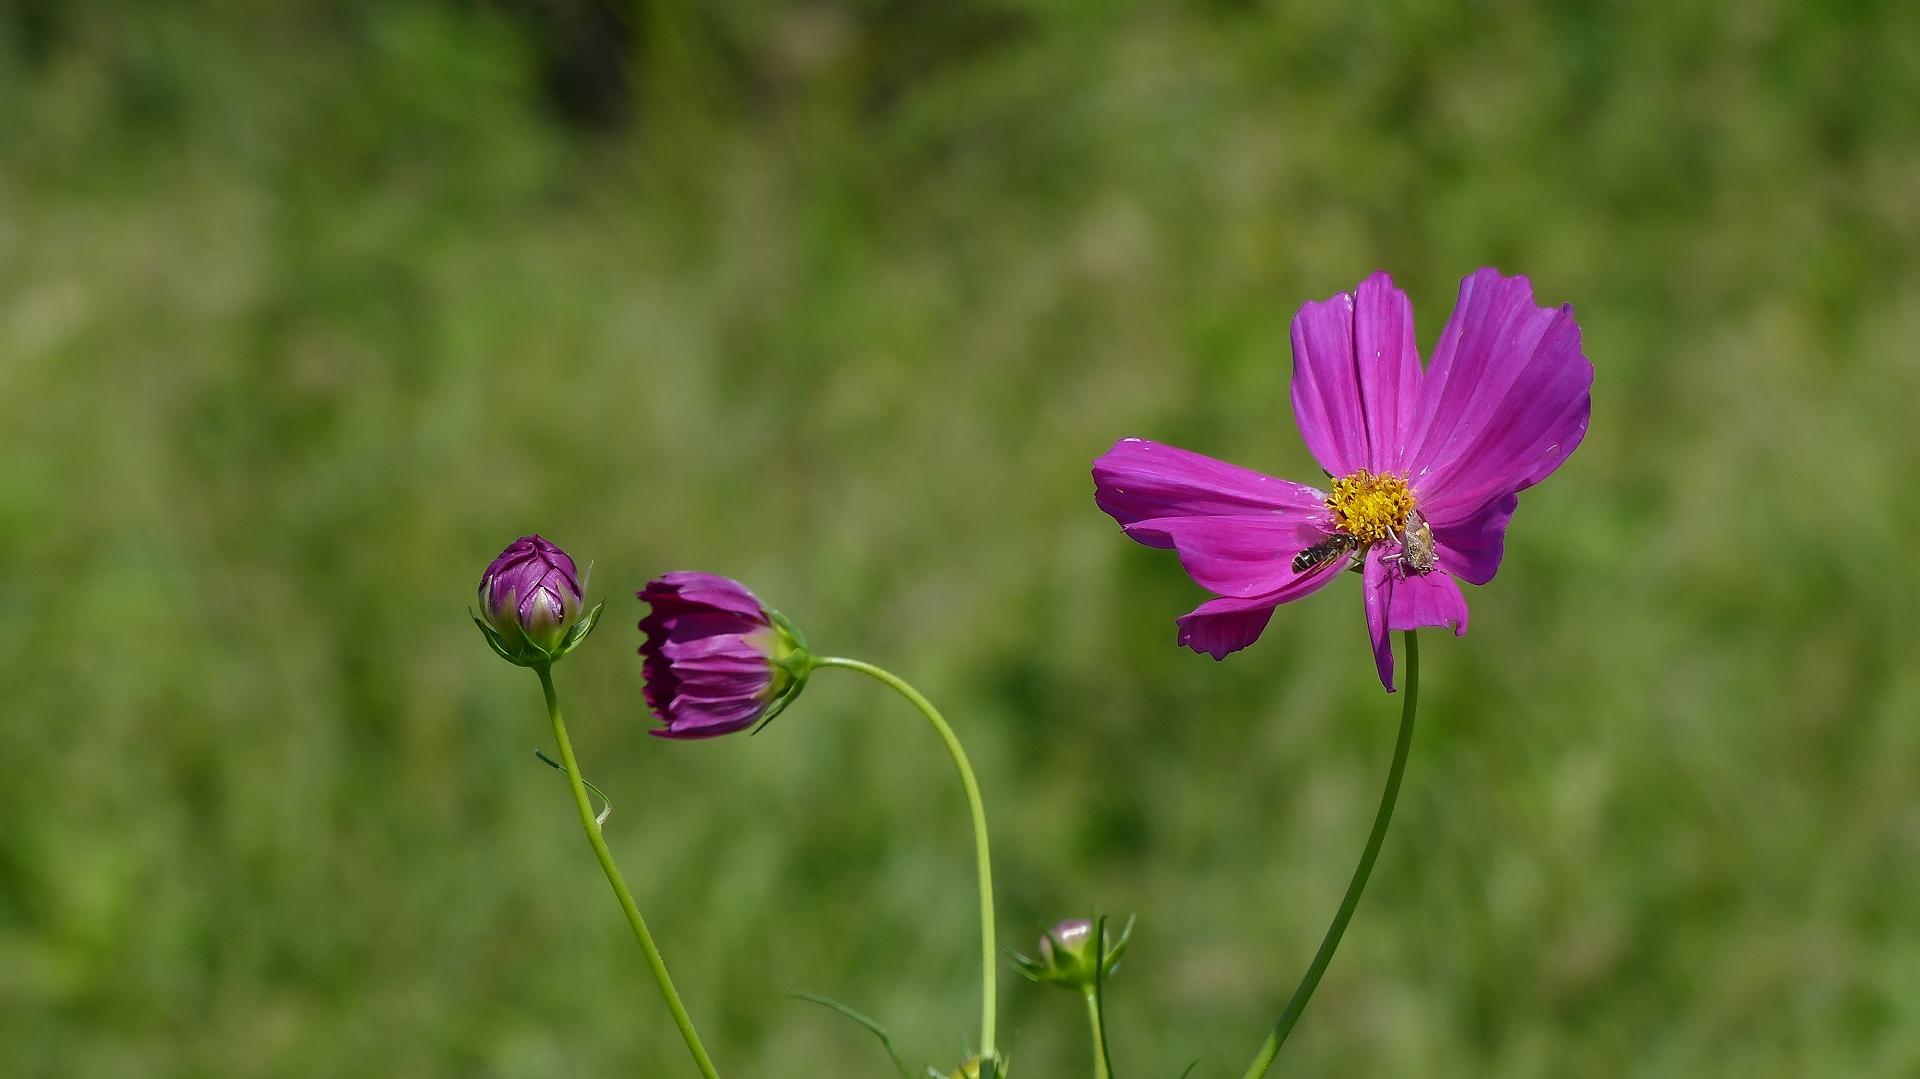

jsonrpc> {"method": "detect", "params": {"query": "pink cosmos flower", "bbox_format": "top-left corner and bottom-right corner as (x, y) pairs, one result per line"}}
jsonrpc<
(638, 572), (812, 739)
(1093, 269), (1592, 691)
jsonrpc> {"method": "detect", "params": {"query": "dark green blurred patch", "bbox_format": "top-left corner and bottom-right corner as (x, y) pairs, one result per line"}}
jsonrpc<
(1, 0), (1919, 1075)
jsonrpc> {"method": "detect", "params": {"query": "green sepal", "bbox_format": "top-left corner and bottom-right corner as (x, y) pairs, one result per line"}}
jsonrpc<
(472, 610), (550, 668)
(472, 600), (602, 670)
(472, 612), (522, 665)
(749, 650), (814, 735)
(550, 600), (606, 662)
(748, 607), (816, 735)
(1102, 913), (1134, 973)
(768, 607), (808, 651)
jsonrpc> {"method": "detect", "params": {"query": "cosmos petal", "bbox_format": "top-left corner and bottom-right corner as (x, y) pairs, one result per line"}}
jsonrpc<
(1430, 491), (1518, 586)
(641, 572), (769, 622)
(1093, 438), (1326, 549)
(1388, 568), (1470, 636)
(1363, 544), (1473, 692)
(1406, 269), (1593, 519)
(1123, 513), (1342, 598)
(1362, 548), (1398, 692)
(1290, 290), (1369, 477)
(1290, 273), (1426, 478)
(652, 695), (768, 739)
(1171, 550), (1351, 659)
(1175, 593), (1281, 660)
(1352, 271), (1424, 473)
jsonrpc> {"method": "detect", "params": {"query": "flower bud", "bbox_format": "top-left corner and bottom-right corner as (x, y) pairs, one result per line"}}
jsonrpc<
(946, 1054), (1008, 1079)
(473, 535), (604, 667)
(638, 572), (813, 739)
(1010, 915), (1132, 992)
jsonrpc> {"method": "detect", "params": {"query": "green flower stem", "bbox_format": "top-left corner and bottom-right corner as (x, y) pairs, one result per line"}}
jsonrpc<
(1240, 630), (1420, 1079)
(536, 666), (721, 1079)
(1082, 987), (1113, 1079)
(816, 656), (999, 1069)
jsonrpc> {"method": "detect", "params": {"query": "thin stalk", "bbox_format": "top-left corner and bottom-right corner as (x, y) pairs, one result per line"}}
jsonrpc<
(1240, 630), (1420, 1079)
(537, 666), (721, 1079)
(1082, 989), (1113, 1079)
(1090, 913), (1117, 1079)
(816, 656), (999, 1068)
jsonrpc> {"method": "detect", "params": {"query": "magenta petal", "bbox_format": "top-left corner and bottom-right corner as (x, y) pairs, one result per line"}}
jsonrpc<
(638, 572), (784, 738)
(1352, 272), (1424, 472)
(1289, 290), (1369, 476)
(651, 695), (766, 739)
(1387, 570), (1470, 636)
(1363, 545), (1472, 692)
(643, 572), (768, 621)
(1124, 512), (1339, 598)
(1361, 548), (1397, 691)
(670, 664), (773, 700)
(1406, 270), (1593, 520)
(1170, 550), (1349, 659)
(1093, 438), (1326, 548)
(1290, 273), (1426, 478)
(1430, 490), (1518, 586)
(1175, 594), (1280, 660)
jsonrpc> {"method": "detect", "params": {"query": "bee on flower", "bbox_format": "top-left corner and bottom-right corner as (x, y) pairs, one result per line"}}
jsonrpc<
(1094, 268), (1593, 690)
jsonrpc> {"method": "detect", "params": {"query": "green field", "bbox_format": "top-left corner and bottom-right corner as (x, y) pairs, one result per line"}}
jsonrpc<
(3, 1), (1918, 1075)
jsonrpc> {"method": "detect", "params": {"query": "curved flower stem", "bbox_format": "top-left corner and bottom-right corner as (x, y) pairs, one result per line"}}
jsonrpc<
(1082, 988), (1113, 1079)
(1240, 630), (1420, 1079)
(536, 666), (721, 1079)
(815, 656), (999, 1070)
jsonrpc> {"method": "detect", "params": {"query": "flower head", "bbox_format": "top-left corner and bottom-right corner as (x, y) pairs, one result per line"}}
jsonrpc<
(474, 535), (602, 667)
(639, 572), (812, 739)
(1094, 269), (1592, 690)
(1010, 915), (1132, 992)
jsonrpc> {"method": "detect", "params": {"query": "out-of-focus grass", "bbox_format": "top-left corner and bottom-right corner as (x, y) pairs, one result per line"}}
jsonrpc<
(2, 1), (1919, 1075)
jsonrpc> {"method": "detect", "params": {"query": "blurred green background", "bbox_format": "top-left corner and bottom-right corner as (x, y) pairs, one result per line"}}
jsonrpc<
(2, 0), (1918, 1075)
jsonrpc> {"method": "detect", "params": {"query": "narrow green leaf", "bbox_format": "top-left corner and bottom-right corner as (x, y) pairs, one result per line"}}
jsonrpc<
(792, 992), (914, 1079)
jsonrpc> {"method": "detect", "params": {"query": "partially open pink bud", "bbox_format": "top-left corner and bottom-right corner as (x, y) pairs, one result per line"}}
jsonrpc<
(639, 573), (813, 739)
(473, 535), (603, 667)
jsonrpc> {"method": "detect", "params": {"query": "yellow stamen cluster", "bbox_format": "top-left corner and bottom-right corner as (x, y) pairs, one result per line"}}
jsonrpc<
(1326, 469), (1415, 545)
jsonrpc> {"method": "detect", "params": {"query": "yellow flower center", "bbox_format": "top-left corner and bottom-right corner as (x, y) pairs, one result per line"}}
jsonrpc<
(1326, 469), (1416, 545)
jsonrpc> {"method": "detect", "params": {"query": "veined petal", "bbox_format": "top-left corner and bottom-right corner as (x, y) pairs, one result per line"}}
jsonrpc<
(1175, 594), (1279, 660)
(641, 572), (768, 622)
(663, 648), (774, 683)
(1352, 271), (1424, 473)
(651, 695), (766, 739)
(1124, 512), (1339, 598)
(1361, 548), (1397, 692)
(1290, 290), (1366, 476)
(1093, 438), (1326, 549)
(1430, 490), (1518, 586)
(1363, 545), (1472, 691)
(1290, 273), (1426, 477)
(657, 626), (765, 656)
(1406, 269), (1593, 519)
(1173, 554), (1349, 659)
(1388, 570), (1470, 636)
(675, 673), (776, 702)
